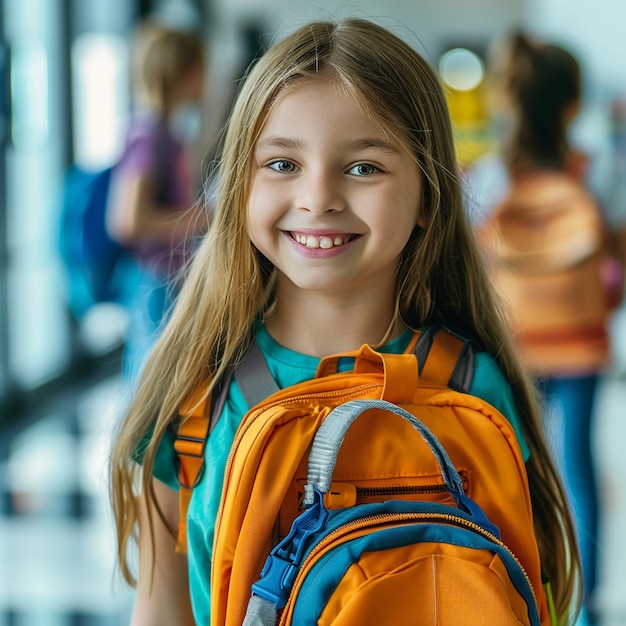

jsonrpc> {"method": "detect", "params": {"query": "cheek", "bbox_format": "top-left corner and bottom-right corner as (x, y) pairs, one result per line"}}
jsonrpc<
(368, 211), (414, 260)
(394, 189), (423, 233)
(247, 179), (284, 227)
(385, 196), (423, 254)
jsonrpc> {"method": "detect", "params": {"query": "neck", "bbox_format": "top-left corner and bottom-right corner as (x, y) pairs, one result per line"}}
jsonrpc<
(263, 280), (405, 357)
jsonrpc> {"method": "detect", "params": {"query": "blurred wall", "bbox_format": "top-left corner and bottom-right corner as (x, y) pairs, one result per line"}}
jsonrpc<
(204, 0), (524, 85)
(524, 0), (626, 94)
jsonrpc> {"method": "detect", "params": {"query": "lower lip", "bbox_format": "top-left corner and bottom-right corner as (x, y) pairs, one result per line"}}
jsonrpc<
(285, 233), (358, 258)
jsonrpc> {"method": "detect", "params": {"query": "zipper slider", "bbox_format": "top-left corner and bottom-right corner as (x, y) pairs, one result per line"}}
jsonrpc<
(251, 490), (328, 609)
(324, 482), (358, 508)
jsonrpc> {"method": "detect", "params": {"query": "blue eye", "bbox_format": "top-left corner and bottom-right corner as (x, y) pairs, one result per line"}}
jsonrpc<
(348, 163), (379, 176)
(268, 159), (297, 173)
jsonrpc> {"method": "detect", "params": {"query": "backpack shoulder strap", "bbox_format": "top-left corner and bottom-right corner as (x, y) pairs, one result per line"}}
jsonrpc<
(174, 342), (277, 552)
(174, 389), (210, 553)
(414, 325), (475, 393)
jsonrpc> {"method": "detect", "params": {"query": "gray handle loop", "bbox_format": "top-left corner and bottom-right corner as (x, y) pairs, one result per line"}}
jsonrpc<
(304, 399), (465, 505)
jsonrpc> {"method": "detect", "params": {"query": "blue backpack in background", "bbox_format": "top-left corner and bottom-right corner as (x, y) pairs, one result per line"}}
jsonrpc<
(58, 164), (139, 319)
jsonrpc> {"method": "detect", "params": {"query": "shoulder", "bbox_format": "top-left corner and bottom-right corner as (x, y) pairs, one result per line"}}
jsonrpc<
(511, 168), (595, 203)
(470, 348), (512, 398)
(566, 148), (590, 182)
(125, 112), (161, 143)
(139, 425), (180, 491)
(504, 169), (605, 251)
(122, 113), (175, 155)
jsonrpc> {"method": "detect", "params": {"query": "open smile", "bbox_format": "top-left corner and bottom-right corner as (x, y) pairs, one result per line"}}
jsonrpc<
(291, 231), (358, 249)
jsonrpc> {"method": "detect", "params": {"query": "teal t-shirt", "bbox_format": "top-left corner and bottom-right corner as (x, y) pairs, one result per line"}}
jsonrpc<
(153, 326), (529, 624)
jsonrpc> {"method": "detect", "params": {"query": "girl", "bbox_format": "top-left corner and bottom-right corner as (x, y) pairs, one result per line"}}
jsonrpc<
(107, 19), (207, 382)
(110, 18), (581, 625)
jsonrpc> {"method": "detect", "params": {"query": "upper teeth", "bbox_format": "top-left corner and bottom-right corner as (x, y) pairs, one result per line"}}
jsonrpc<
(294, 233), (350, 249)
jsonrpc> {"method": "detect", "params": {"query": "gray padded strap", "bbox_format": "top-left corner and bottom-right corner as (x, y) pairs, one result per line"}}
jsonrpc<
(208, 366), (234, 434)
(414, 326), (438, 376)
(448, 339), (475, 393)
(234, 340), (280, 410)
(304, 399), (464, 504)
(242, 593), (277, 626)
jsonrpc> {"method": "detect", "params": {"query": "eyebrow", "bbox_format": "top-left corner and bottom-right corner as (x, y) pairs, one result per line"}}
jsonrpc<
(255, 136), (303, 151)
(255, 135), (401, 155)
(349, 138), (401, 155)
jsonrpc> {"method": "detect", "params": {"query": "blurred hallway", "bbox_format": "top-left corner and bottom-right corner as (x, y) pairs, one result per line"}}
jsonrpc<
(0, 355), (135, 625)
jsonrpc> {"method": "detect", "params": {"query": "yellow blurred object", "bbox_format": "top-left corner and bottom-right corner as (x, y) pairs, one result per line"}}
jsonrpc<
(445, 84), (493, 168)
(439, 47), (492, 168)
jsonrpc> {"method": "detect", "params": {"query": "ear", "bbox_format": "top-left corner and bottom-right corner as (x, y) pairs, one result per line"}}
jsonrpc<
(416, 214), (427, 229)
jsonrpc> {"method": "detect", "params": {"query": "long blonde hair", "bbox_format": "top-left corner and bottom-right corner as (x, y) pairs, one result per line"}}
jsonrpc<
(110, 18), (581, 619)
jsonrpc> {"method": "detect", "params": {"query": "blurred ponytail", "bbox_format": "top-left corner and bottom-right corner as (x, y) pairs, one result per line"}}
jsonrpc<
(492, 31), (581, 170)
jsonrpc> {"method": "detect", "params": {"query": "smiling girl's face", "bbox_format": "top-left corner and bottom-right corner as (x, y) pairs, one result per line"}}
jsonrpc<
(247, 77), (424, 300)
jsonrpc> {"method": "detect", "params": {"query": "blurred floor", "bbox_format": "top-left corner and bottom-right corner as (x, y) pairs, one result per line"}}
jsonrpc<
(0, 372), (135, 625)
(1, 312), (626, 625)
(592, 306), (626, 626)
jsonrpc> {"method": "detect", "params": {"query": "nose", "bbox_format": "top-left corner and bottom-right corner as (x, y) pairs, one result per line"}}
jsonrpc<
(296, 170), (345, 215)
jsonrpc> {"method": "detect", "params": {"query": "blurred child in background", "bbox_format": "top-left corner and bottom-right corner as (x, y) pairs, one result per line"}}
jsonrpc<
(467, 32), (625, 626)
(107, 19), (208, 382)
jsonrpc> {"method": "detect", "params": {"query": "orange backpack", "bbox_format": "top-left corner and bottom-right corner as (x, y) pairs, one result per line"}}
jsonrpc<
(477, 169), (621, 375)
(176, 326), (552, 625)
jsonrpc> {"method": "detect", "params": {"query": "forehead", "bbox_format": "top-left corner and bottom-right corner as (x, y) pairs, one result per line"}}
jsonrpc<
(257, 77), (399, 147)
